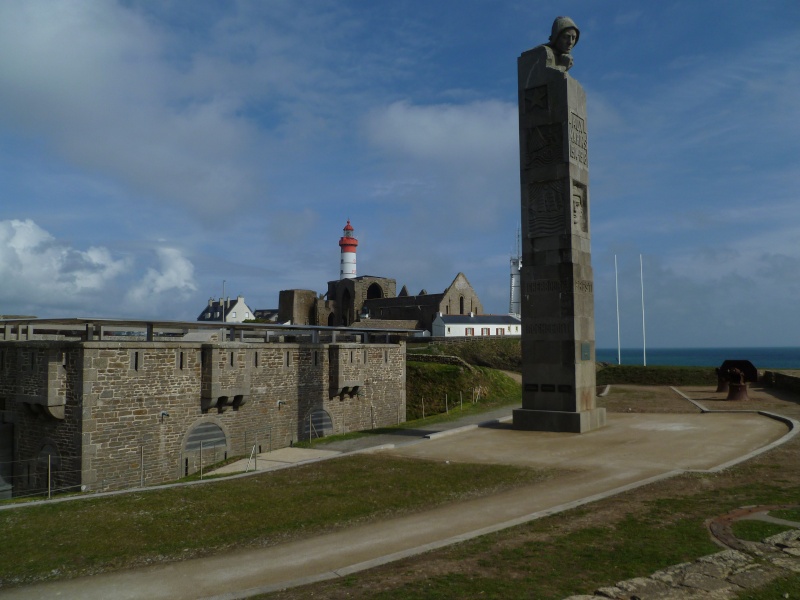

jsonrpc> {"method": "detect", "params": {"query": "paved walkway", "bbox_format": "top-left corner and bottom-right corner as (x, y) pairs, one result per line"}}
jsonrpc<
(2, 399), (797, 600)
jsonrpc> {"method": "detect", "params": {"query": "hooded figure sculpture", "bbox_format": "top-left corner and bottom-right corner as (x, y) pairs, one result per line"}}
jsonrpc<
(535, 15), (580, 73)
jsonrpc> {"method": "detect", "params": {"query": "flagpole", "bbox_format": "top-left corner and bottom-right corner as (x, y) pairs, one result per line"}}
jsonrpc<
(615, 255), (621, 365)
(640, 254), (646, 366)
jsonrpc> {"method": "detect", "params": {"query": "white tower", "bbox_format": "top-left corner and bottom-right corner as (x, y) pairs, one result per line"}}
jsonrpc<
(338, 220), (358, 279)
(509, 228), (522, 317)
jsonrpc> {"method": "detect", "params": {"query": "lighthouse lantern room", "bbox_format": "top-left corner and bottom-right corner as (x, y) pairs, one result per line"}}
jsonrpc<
(338, 220), (358, 280)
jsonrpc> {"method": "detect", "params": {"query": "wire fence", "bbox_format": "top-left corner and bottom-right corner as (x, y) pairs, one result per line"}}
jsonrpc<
(407, 386), (488, 420)
(0, 424), (277, 501)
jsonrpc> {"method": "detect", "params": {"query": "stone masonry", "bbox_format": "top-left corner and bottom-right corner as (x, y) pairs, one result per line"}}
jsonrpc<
(0, 320), (406, 495)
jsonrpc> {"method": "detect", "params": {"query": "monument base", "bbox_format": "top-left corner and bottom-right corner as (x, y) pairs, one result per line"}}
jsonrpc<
(513, 407), (606, 433)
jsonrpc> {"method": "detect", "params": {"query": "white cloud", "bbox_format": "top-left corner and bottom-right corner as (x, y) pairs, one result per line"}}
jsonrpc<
(364, 100), (516, 169)
(126, 248), (197, 306)
(0, 219), (129, 310)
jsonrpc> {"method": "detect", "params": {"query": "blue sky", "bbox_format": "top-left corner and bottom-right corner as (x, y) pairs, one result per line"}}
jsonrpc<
(1, 1), (799, 349)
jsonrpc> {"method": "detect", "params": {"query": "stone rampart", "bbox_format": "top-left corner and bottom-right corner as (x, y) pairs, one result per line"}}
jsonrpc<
(0, 335), (405, 495)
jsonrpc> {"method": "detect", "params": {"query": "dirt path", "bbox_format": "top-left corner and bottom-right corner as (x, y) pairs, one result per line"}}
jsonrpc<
(5, 387), (793, 600)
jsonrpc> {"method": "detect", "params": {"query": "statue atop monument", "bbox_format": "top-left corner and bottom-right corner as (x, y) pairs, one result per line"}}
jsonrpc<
(530, 16), (580, 73)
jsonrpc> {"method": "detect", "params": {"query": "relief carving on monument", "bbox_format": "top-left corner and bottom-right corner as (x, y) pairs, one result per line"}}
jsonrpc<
(525, 124), (562, 169)
(572, 183), (588, 233)
(527, 179), (565, 237)
(524, 85), (549, 113)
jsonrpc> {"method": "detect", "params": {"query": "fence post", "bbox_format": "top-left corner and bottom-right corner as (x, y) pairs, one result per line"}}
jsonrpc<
(254, 434), (258, 471)
(200, 440), (204, 480)
(140, 446), (144, 488)
(422, 396), (425, 419)
(460, 391), (463, 411)
(48, 454), (51, 500)
(446, 393), (449, 414)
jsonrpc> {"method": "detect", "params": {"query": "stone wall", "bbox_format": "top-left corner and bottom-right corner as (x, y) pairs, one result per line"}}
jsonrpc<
(406, 353), (474, 371)
(1, 338), (405, 494)
(763, 370), (800, 395)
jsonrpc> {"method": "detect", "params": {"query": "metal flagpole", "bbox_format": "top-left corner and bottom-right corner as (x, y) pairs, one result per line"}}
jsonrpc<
(615, 255), (621, 365)
(640, 254), (647, 366)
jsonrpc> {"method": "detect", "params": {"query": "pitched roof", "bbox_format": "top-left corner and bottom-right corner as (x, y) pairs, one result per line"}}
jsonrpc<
(435, 314), (521, 325)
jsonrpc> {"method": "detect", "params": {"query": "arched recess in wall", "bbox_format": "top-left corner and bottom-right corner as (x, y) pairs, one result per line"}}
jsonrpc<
(341, 289), (352, 326)
(366, 283), (383, 299)
(459, 296), (465, 314)
(303, 409), (334, 440)
(183, 420), (229, 454)
(327, 312), (335, 326)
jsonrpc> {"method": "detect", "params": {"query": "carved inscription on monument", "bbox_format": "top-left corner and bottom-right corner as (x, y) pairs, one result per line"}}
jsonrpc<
(527, 180), (564, 237)
(524, 321), (569, 336)
(525, 124), (562, 169)
(569, 112), (588, 166)
(525, 279), (593, 294)
(572, 182), (588, 233)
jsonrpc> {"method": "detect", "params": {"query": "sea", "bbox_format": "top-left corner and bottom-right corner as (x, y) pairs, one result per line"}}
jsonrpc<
(595, 347), (800, 370)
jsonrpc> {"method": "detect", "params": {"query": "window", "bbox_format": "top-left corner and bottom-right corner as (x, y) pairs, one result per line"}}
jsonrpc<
(231, 311), (236, 319)
(362, 349), (367, 364)
(447, 327), (451, 334)
(314, 350), (319, 366)
(465, 327), (474, 336)
(496, 328), (505, 336)
(177, 351), (185, 370)
(481, 328), (490, 336)
(383, 350), (389, 364)
(284, 350), (292, 368)
(131, 351), (140, 371)
(254, 351), (259, 367)
(245, 312), (250, 318)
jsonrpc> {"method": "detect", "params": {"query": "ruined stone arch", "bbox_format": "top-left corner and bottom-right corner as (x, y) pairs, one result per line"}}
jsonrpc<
(366, 282), (384, 299)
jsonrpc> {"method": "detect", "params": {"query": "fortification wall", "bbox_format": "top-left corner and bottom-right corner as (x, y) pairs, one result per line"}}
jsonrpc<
(1, 338), (405, 494)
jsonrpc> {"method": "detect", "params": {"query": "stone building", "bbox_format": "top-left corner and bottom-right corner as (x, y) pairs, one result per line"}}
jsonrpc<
(280, 273), (483, 334)
(0, 319), (406, 497)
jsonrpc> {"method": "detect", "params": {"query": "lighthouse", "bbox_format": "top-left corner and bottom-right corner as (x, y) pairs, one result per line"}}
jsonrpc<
(338, 220), (358, 279)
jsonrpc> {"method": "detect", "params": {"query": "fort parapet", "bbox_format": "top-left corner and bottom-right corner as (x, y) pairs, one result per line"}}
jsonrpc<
(0, 319), (407, 496)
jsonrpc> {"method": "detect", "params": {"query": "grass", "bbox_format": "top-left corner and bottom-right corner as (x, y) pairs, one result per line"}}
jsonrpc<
(734, 573), (800, 599)
(407, 338), (522, 371)
(596, 364), (717, 386)
(771, 508), (800, 522)
(405, 362), (521, 420)
(731, 519), (793, 542)
(0, 455), (548, 587)
(261, 480), (800, 600)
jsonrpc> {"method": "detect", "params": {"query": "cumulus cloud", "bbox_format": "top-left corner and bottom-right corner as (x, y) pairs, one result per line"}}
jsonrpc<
(126, 247), (197, 307)
(0, 219), (198, 318)
(0, 219), (129, 310)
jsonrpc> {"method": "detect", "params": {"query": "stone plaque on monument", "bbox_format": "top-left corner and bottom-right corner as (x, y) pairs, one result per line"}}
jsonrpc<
(513, 17), (606, 433)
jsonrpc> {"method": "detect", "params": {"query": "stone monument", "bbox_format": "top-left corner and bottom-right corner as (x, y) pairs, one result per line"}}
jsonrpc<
(513, 17), (606, 433)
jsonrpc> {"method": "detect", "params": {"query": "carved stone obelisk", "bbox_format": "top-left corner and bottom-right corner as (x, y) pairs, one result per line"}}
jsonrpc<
(513, 17), (606, 433)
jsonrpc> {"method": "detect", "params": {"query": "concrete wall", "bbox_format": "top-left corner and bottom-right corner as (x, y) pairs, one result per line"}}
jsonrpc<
(0, 338), (405, 495)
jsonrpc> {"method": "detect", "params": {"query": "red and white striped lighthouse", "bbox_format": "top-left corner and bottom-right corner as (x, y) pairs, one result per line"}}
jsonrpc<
(338, 220), (358, 279)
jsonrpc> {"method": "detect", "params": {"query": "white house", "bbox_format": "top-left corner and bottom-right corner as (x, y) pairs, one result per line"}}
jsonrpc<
(197, 296), (254, 323)
(431, 313), (521, 338)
